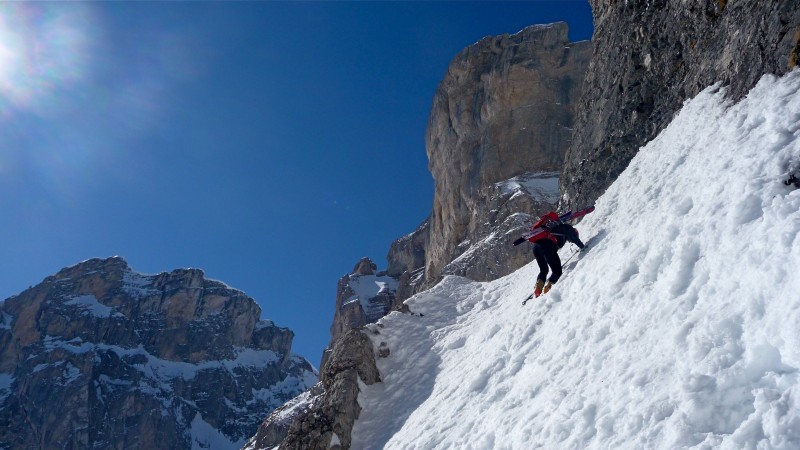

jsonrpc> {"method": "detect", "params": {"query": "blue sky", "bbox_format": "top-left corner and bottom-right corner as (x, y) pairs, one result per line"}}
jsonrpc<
(0, 2), (592, 367)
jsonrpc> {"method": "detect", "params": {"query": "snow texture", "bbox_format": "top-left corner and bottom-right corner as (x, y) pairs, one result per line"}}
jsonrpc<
(345, 274), (399, 321)
(0, 310), (11, 330)
(495, 172), (560, 203)
(251, 359), (318, 406)
(36, 336), (310, 448)
(330, 432), (342, 448)
(41, 337), (281, 381)
(190, 412), (245, 450)
(272, 389), (315, 424)
(64, 295), (124, 318)
(0, 373), (12, 403)
(121, 270), (160, 299)
(350, 72), (800, 449)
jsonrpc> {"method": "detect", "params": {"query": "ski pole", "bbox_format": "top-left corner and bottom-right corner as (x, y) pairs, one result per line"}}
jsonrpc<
(561, 245), (579, 268)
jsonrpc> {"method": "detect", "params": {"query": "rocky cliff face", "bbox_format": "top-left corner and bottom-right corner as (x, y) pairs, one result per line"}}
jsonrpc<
(244, 330), (380, 450)
(561, 0), (800, 209)
(0, 256), (316, 450)
(385, 220), (428, 280)
(323, 258), (400, 369)
(385, 219), (429, 305)
(246, 256), (407, 450)
(425, 22), (591, 287)
(439, 171), (563, 282)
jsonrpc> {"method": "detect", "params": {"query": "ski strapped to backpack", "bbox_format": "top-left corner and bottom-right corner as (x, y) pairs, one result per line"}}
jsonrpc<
(512, 205), (595, 246)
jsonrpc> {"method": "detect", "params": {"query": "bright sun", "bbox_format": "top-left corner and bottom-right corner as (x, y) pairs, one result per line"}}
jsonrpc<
(0, 3), (94, 114)
(0, 15), (22, 99)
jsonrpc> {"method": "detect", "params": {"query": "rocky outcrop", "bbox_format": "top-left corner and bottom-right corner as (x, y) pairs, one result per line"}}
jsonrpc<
(386, 219), (428, 279)
(352, 258), (377, 276)
(244, 330), (380, 450)
(440, 172), (562, 282)
(0, 256), (316, 450)
(425, 22), (591, 287)
(249, 252), (416, 450)
(242, 384), (324, 450)
(561, 0), (800, 209)
(386, 219), (429, 306)
(323, 258), (399, 370)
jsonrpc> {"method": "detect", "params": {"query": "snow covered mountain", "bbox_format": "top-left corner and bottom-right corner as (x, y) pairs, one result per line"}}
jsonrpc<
(0, 257), (317, 450)
(348, 71), (800, 449)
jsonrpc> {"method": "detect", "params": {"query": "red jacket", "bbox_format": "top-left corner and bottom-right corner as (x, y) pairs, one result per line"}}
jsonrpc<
(532, 212), (560, 229)
(526, 212), (560, 245)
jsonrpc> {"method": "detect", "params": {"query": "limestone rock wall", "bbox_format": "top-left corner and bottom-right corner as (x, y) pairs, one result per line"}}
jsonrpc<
(440, 172), (562, 282)
(386, 218), (429, 279)
(244, 330), (380, 450)
(561, 0), (800, 209)
(385, 219), (429, 309)
(425, 22), (591, 287)
(323, 258), (400, 370)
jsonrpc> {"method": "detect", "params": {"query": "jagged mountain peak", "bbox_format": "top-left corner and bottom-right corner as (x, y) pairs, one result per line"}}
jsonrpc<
(56, 254), (131, 274)
(0, 257), (316, 450)
(352, 257), (378, 276)
(31, 256), (266, 351)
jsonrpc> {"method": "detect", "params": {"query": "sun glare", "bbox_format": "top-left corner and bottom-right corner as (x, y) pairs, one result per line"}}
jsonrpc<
(0, 3), (94, 115)
(0, 15), (23, 100)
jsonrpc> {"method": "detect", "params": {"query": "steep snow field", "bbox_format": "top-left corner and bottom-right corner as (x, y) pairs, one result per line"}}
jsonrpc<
(350, 71), (800, 449)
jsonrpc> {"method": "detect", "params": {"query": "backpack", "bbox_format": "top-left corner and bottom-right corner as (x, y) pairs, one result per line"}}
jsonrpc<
(531, 212), (561, 230)
(525, 212), (560, 244)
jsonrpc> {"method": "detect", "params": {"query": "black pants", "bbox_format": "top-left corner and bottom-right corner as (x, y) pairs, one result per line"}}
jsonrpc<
(532, 239), (562, 283)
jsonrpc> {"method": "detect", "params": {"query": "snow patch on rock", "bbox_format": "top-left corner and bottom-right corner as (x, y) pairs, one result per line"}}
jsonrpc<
(64, 295), (124, 318)
(496, 172), (560, 203)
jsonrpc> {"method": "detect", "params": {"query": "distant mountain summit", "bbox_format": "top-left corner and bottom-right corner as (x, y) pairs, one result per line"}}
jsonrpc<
(0, 256), (316, 450)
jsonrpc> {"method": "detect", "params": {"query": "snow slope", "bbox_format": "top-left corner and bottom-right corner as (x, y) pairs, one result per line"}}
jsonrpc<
(350, 71), (800, 449)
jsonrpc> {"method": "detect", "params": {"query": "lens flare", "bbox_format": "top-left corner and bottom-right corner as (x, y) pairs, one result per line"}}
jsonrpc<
(0, 3), (95, 116)
(0, 3), (205, 199)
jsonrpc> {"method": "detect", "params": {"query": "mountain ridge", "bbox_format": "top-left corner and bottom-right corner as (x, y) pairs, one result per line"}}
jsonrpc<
(0, 256), (316, 450)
